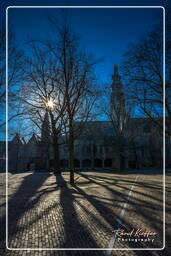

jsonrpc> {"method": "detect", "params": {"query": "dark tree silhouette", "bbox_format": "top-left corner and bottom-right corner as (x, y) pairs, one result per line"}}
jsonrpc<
(46, 20), (98, 184)
(0, 21), (24, 128)
(21, 42), (66, 175)
(21, 19), (98, 180)
(122, 20), (171, 137)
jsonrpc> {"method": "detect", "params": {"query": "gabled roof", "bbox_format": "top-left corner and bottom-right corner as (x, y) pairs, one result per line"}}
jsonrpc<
(12, 133), (25, 144)
(28, 133), (38, 144)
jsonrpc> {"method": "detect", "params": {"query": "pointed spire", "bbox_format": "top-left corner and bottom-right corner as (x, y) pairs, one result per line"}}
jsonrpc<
(112, 64), (120, 90)
(113, 64), (119, 78)
(41, 111), (51, 143)
(28, 133), (38, 144)
(110, 64), (125, 116)
(22, 137), (26, 144)
(12, 133), (24, 144)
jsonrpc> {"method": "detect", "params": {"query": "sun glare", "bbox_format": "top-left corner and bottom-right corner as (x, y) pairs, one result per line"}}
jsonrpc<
(46, 98), (54, 110)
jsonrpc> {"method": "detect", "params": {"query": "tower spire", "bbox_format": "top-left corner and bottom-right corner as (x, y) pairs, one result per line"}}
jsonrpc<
(41, 111), (51, 143)
(110, 64), (125, 118)
(113, 64), (118, 77)
(112, 64), (120, 90)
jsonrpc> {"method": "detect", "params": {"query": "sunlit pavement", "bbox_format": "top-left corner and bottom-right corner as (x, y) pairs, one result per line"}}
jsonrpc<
(0, 170), (170, 256)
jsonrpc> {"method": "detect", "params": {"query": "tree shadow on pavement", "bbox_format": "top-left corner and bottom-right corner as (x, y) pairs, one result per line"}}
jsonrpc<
(0, 173), (50, 249)
(74, 172), (168, 256)
(55, 174), (106, 253)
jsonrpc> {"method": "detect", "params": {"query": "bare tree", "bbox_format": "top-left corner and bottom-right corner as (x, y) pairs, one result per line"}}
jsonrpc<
(19, 15), (98, 182)
(121, 21), (171, 137)
(21, 42), (66, 175)
(0, 21), (24, 128)
(47, 22), (98, 184)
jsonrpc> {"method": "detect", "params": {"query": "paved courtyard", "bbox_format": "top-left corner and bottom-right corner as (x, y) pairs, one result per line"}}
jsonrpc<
(0, 169), (170, 256)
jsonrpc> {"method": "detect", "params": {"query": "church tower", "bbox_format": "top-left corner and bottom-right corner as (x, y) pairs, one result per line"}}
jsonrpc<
(110, 65), (125, 120)
(41, 111), (51, 143)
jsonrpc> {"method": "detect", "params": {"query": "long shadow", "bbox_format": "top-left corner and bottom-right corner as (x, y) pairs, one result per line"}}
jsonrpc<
(80, 172), (164, 216)
(55, 174), (105, 251)
(78, 172), (164, 192)
(2, 170), (167, 255)
(0, 172), (50, 248)
(90, 175), (166, 207)
(73, 185), (145, 251)
(73, 185), (165, 256)
(75, 173), (165, 251)
(85, 173), (163, 190)
(0, 171), (168, 254)
(79, 173), (166, 207)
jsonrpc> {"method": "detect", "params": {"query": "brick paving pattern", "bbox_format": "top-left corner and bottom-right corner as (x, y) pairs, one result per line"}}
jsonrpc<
(0, 170), (170, 256)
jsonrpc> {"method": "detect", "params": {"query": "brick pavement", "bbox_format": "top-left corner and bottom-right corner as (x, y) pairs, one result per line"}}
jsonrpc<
(0, 170), (170, 256)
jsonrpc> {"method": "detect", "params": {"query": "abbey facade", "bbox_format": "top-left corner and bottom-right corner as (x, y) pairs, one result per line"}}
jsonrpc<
(0, 66), (168, 172)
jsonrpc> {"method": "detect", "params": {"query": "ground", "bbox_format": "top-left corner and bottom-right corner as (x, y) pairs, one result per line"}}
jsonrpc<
(0, 169), (170, 256)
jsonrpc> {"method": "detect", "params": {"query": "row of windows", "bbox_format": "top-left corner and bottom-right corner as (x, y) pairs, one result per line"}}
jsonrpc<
(50, 158), (113, 168)
(62, 146), (112, 154)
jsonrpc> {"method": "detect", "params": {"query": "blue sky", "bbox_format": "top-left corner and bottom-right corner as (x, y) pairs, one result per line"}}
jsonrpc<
(0, 0), (169, 140)
(7, 5), (163, 83)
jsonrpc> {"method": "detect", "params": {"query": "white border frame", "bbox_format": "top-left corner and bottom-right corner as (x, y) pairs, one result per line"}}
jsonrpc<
(6, 5), (165, 251)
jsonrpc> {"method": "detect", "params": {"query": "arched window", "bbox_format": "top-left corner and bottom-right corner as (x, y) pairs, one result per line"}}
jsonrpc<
(94, 158), (102, 168)
(99, 147), (103, 154)
(74, 159), (80, 168)
(104, 158), (112, 167)
(60, 159), (68, 168)
(82, 146), (85, 154)
(82, 159), (91, 168)
(86, 145), (91, 154)
(105, 147), (109, 153)
(93, 145), (97, 154)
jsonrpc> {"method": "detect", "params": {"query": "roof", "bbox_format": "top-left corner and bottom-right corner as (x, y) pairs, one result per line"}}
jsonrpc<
(12, 133), (25, 144)
(74, 118), (154, 140)
(28, 133), (39, 144)
(0, 118), (155, 144)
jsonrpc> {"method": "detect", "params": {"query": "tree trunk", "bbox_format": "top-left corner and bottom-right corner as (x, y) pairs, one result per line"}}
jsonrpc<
(114, 147), (122, 171)
(69, 127), (75, 185)
(120, 147), (125, 171)
(53, 140), (61, 175)
(134, 148), (139, 169)
(49, 111), (61, 175)
(119, 154), (122, 171)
